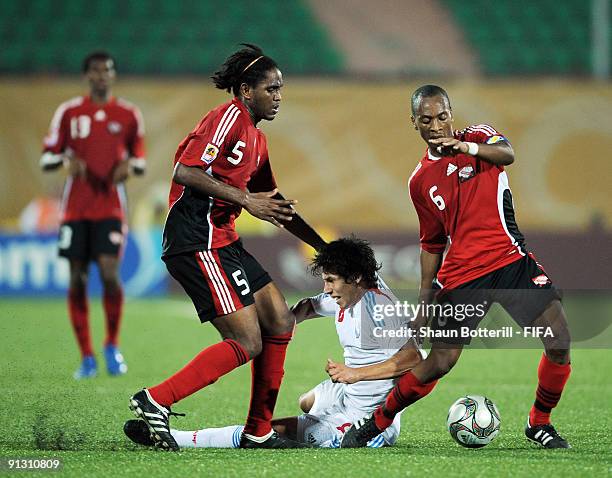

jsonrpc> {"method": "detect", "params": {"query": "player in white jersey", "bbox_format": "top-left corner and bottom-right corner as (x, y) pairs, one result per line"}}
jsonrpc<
(124, 237), (423, 448)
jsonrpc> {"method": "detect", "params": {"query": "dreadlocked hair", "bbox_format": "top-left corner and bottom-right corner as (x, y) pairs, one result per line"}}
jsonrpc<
(310, 236), (381, 288)
(211, 43), (278, 96)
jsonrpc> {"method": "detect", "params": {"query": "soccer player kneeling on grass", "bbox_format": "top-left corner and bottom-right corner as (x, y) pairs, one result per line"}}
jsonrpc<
(340, 85), (572, 449)
(124, 238), (425, 448)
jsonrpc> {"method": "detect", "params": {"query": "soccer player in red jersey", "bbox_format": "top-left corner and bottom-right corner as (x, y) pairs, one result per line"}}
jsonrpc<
(40, 51), (146, 379)
(341, 85), (572, 449)
(128, 44), (326, 450)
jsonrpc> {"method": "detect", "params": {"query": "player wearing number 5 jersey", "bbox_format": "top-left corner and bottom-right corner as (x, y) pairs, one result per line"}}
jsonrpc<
(128, 44), (326, 451)
(40, 51), (145, 380)
(342, 85), (572, 449)
(124, 238), (424, 449)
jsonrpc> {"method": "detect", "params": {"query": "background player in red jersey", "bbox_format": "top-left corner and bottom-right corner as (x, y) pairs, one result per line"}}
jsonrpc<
(40, 51), (146, 379)
(128, 44), (326, 450)
(341, 85), (572, 449)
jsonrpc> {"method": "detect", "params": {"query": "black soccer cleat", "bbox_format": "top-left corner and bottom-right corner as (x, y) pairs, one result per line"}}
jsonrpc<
(129, 389), (181, 451)
(123, 419), (155, 447)
(239, 430), (310, 449)
(525, 418), (571, 449)
(340, 414), (382, 448)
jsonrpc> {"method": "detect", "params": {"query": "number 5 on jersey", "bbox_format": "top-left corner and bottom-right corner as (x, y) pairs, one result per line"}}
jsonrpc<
(227, 141), (246, 165)
(429, 185), (446, 210)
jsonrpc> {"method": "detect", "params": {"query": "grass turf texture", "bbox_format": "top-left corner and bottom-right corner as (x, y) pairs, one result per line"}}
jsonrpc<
(1, 297), (610, 477)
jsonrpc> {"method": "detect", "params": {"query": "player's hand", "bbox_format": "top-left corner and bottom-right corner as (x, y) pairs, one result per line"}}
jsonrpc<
(243, 189), (297, 228)
(64, 156), (87, 178)
(410, 310), (429, 347)
(428, 137), (468, 156)
(112, 160), (130, 184)
(326, 358), (361, 384)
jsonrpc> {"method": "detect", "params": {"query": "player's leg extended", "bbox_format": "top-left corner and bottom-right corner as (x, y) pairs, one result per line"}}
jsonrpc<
(526, 299), (572, 448)
(243, 281), (295, 440)
(124, 417), (298, 449)
(375, 343), (458, 429)
(67, 259), (96, 378)
(147, 305), (260, 407)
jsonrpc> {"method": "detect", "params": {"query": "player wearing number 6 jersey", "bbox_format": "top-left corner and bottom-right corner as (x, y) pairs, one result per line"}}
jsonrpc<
(124, 238), (424, 449)
(40, 51), (146, 380)
(341, 85), (572, 449)
(128, 44), (326, 451)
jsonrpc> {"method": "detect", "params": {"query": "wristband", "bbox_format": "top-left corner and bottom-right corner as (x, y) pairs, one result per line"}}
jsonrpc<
(466, 142), (479, 156)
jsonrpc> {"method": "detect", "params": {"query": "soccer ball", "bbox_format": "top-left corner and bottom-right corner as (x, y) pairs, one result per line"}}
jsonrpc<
(446, 395), (501, 448)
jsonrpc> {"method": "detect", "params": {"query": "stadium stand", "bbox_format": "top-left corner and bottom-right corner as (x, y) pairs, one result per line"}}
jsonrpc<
(443, 0), (595, 75)
(0, 0), (343, 75)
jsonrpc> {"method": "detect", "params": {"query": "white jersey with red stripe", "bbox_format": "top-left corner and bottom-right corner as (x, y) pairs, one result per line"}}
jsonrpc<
(163, 98), (277, 256)
(408, 124), (526, 290)
(310, 276), (416, 413)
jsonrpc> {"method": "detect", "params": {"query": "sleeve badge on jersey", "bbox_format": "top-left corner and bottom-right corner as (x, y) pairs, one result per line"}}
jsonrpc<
(486, 135), (506, 144)
(201, 143), (220, 164)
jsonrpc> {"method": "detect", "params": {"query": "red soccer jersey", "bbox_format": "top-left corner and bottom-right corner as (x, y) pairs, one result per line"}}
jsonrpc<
(163, 98), (277, 255)
(43, 96), (145, 222)
(408, 124), (526, 289)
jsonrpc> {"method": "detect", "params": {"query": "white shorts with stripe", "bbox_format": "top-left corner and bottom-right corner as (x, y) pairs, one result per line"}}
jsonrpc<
(296, 379), (401, 448)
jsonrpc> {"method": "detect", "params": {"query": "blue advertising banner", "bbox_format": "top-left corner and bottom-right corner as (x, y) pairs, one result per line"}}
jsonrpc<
(0, 229), (168, 297)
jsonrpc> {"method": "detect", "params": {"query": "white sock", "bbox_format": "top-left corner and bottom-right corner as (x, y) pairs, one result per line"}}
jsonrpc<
(170, 425), (244, 448)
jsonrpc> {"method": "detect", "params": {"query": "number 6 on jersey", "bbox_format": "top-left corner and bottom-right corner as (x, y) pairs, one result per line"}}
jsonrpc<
(429, 185), (446, 210)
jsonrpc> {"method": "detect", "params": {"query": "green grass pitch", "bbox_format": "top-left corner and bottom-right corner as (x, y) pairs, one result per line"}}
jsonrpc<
(1, 297), (611, 477)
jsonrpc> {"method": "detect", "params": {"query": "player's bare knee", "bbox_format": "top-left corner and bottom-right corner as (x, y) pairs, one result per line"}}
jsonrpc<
(429, 348), (461, 378)
(238, 335), (262, 359)
(298, 391), (315, 413)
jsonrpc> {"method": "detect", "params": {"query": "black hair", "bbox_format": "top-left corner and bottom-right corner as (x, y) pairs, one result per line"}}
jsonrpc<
(82, 51), (114, 73)
(211, 43), (278, 97)
(310, 236), (381, 288)
(411, 84), (451, 115)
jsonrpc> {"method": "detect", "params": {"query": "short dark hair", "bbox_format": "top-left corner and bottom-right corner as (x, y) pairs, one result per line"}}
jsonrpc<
(310, 236), (381, 288)
(211, 43), (278, 97)
(82, 51), (114, 73)
(411, 84), (450, 115)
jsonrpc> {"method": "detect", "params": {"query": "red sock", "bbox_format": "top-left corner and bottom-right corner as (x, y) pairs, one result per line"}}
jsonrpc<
(529, 353), (571, 426)
(103, 287), (124, 346)
(148, 339), (249, 407)
(243, 332), (292, 437)
(68, 288), (93, 358)
(374, 371), (438, 431)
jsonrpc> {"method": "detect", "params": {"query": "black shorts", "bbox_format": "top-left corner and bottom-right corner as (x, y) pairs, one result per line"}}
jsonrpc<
(430, 254), (561, 345)
(58, 219), (124, 261)
(163, 240), (272, 323)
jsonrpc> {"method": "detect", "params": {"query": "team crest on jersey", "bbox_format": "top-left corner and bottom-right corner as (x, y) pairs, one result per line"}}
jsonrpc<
(486, 135), (506, 144)
(458, 165), (475, 182)
(107, 121), (122, 134)
(201, 143), (219, 164)
(532, 274), (551, 286)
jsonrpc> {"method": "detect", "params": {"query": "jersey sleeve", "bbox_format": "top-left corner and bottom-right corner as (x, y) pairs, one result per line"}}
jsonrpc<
(247, 151), (277, 193)
(310, 292), (338, 318)
(42, 103), (70, 154)
(127, 105), (146, 159)
(462, 124), (509, 146)
(409, 177), (447, 254)
(179, 104), (244, 168)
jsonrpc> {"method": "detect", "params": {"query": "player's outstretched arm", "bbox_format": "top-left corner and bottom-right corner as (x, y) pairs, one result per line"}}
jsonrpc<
(428, 137), (514, 166)
(326, 346), (423, 384)
(173, 163), (297, 227)
(272, 191), (327, 251)
(291, 298), (323, 324)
